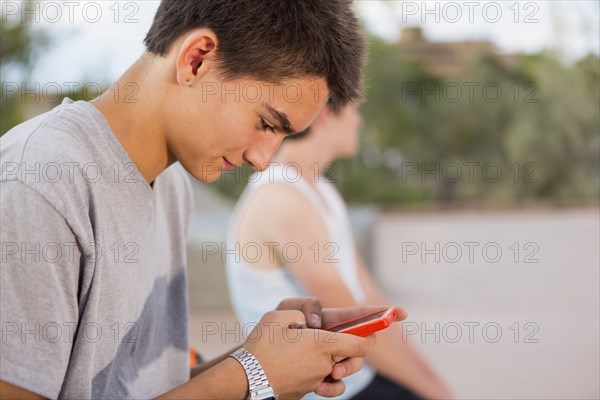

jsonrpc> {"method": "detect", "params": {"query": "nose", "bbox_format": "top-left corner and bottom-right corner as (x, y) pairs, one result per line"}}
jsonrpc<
(244, 135), (284, 172)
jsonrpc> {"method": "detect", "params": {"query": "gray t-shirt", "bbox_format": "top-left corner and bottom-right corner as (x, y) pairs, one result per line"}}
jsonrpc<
(1, 99), (193, 398)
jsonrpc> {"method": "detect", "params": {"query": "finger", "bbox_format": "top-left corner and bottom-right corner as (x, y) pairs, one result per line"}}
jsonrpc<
(321, 305), (408, 329)
(288, 322), (307, 329)
(326, 332), (376, 359)
(392, 306), (408, 321)
(315, 377), (346, 398)
(276, 297), (323, 328)
(263, 309), (307, 327)
(331, 357), (364, 380)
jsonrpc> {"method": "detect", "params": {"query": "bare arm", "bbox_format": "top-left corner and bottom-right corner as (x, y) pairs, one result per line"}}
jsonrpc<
(0, 362), (249, 400)
(190, 345), (242, 379)
(0, 381), (45, 400)
(158, 357), (248, 399)
(164, 307), (377, 400)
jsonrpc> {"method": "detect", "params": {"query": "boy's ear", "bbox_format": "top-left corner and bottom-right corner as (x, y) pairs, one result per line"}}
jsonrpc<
(175, 28), (218, 86)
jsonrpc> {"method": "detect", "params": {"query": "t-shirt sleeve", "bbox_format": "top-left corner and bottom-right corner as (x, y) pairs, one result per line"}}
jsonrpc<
(1, 180), (81, 398)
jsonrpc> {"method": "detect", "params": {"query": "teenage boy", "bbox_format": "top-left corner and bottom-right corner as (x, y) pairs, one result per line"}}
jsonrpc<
(0, 1), (407, 399)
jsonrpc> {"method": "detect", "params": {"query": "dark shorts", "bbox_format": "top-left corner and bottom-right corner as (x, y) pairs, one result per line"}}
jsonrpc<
(350, 374), (422, 400)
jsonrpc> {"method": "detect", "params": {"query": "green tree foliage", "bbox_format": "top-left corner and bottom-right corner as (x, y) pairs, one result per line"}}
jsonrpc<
(1, 1), (50, 135)
(1, 2), (100, 136)
(333, 37), (600, 206)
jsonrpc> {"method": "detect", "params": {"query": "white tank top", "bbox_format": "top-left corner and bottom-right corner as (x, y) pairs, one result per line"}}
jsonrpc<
(225, 164), (375, 399)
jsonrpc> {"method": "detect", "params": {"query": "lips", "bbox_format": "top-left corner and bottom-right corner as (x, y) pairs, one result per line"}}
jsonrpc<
(222, 157), (235, 170)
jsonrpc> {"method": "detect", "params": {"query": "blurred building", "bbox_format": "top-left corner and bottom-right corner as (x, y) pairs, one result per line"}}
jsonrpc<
(399, 27), (519, 77)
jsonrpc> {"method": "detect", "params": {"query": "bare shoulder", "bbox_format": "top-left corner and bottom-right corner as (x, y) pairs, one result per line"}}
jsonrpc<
(237, 181), (327, 240)
(248, 182), (320, 221)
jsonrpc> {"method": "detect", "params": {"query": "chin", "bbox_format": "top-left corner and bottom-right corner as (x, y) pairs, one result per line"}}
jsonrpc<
(180, 160), (223, 183)
(196, 171), (223, 183)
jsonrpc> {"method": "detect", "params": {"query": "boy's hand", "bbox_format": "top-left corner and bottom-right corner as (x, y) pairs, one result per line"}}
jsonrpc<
(266, 297), (408, 398)
(243, 310), (376, 399)
(276, 297), (324, 328)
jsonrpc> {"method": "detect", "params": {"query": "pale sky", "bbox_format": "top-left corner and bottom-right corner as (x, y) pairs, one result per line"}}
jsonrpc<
(3, 0), (598, 85)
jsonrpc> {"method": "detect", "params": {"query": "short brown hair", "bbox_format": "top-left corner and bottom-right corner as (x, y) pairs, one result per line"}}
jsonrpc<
(144, 0), (366, 112)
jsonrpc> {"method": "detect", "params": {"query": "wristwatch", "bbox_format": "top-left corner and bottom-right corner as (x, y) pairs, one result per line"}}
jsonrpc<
(230, 348), (278, 400)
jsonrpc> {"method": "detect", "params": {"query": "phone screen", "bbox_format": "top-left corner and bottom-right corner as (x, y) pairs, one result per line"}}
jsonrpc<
(328, 310), (387, 332)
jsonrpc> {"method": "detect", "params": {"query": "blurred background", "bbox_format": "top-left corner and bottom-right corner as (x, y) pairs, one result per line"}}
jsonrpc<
(2, 1), (598, 398)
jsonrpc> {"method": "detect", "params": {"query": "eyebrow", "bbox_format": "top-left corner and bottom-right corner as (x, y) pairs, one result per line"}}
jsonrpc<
(262, 102), (296, 135)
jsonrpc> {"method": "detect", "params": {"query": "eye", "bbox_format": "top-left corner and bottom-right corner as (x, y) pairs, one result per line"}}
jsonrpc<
(260, 118), (276, 134)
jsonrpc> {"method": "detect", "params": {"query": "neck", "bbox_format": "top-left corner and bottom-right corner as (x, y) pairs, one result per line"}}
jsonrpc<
(93, 55), (175, 185)
(276, 138), (333, 185)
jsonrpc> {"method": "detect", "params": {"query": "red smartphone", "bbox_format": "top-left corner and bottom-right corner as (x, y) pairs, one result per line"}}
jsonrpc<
(326, 307), (397, 337)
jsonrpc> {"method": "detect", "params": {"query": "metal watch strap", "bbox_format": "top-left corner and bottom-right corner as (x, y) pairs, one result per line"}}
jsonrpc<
(230, 348), (278, 400)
